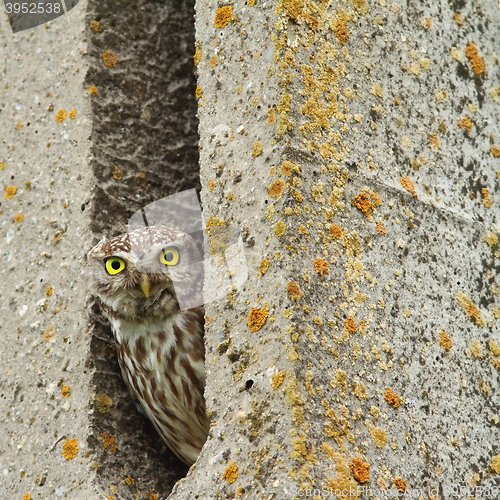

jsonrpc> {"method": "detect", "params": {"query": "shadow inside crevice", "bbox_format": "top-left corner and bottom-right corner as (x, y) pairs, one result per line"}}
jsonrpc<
(85, 0), (199, 497)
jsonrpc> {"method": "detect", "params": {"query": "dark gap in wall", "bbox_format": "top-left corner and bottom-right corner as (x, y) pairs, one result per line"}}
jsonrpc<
(85, 0), (198, 497)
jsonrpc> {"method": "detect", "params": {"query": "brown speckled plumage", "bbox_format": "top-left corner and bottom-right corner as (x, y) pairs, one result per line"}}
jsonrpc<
(88, 226), (209, 465)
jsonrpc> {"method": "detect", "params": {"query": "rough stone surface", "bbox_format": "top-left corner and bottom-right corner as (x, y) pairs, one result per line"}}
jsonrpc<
(169, 0), (500, 499)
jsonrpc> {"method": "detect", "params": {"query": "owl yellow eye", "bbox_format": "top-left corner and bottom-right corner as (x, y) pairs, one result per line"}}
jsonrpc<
(105, 257), (126, 275)
(160, 247), (180, 266)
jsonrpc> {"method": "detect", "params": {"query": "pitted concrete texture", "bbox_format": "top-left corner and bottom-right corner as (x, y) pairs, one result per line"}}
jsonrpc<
(1, 0), (199, 498)
(0, 2), (97, 498)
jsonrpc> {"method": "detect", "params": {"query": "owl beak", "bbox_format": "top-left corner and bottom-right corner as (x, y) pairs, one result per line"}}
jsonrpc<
(139, 273), (151, 297)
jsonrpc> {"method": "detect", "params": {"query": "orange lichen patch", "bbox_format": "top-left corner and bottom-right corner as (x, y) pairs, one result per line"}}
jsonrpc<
(429, 133), (440, 148)
(247, 0), (256, 5)
(222, 461), (238, 483)
(438, 330), (453, 351)
(393, 477), (407, 491)
(22, 494), (32, 500)
(384, 387), (401, 408)
(252, 142), (263, 157)
(332, 19), (349, 43)
(280, 160), (300, 176)
(43, 325), (56, 342)
(375, 221), (386, 235)
(90, 19), (102, 32)
(314, 257), (329, 275)
(352, 190), (381, 217)
(123, 477), (135, 485)
(13, 213), (24, 223)
(457, 116), (473, 131)
(62, 438), (79, 460)
(491, 455), (500, 474)
(456, 291), (485, 326)
(271, 371), (286, 389)
(69, 109), (77, 119)
(281, 0), (304, 21)
(61, 385), (71, 397)
(330, 223), (343, 238)
(95, 393), (113, 413)
(247, 307), (269, 332)
(453, 12), (464, 25)
(491, 144), (500, 157)
(88, 84), (99, 96)
(102, 51), (118, 67)
(349, 457), (370, 483)
(145, 493), (159, 500)
(370, 426), (387, 447)
(258, 258), (270, 275)
(345, 316), (357, 333)
(55, 109), (66, 122)
(287, 280), (303, 300)
(214, 5), (233, 28)
(399, 176), (416, 194)
(45, 286), (53, 296)
(274, 220), (286, 237)
(464, 42), (485, 75)
(100, 432), (118, 452)
(323, 451), (358, 496)
(195, 85), (203, 99)
(209, 55), (219, 67)
(481, 188), (493, 208)
(267, 178), (286, 198)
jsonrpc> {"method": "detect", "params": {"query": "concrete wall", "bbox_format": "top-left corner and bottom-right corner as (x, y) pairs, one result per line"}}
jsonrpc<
(1, 0), (500, 499)
(1, 0), (199, 498)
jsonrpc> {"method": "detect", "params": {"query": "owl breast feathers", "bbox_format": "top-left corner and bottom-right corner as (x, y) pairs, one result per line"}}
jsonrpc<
(87, 225), (209, 465)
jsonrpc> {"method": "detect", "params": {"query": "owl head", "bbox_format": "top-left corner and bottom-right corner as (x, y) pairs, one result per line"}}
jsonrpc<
(87, 226), (203, 319)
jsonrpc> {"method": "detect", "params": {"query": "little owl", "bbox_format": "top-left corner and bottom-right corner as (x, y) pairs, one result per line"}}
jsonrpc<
(87, 225), (209, 465)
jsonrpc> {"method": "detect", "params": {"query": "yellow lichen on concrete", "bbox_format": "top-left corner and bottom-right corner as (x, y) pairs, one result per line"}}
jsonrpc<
(491, 144), (500, 157)
(247, 307), (269, 332)
(214, 5), (234, 28)
(438, 330), (453, 350)
(252, 142), (263, 157)
(62, 438), (79, 460)
(369, 426), (387, 447)
(281, 0), (304, 21)
(5, 185), (17, 199)
(469, 339), (483, 358)
(222, 461), (238, 483)
(55, 109), (66, 122)
(274, 220), (286, 237)
(456, 292), (485, 327)
(258, 258), (270, 275)
(491, 455), (500, 474)
(271, 371), (286, 389)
